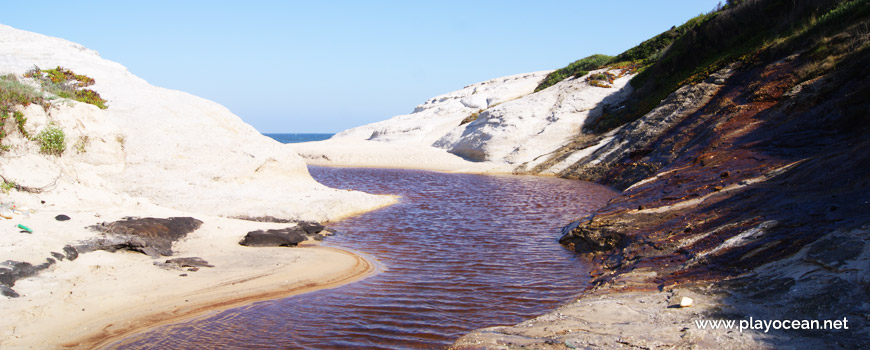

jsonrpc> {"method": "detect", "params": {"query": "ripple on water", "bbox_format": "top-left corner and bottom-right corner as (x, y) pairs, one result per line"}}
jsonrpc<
(109, 167), (616, 349)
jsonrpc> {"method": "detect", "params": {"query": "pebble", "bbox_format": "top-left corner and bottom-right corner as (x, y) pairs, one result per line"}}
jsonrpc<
(680, 296), (694, 308)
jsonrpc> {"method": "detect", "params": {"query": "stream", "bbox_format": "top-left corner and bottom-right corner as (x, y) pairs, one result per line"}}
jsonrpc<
(110, 166), (615, 349)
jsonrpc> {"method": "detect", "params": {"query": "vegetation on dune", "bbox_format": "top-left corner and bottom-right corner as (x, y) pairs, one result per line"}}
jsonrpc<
(595, 0), (870, 132)
(534, 54), (613, 92)
(0, 74), (44, 109)
(535, 0), (870, 133)
(534, 12), (717, 93)
(1, 67), (108, 152)
(36, 124), (66, 156)
(25, 66), (108, 109)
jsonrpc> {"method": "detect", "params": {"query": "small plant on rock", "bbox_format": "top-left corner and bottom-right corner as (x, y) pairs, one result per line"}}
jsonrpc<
(586, 71), (618, 88)
(1, 181), (15, 193)
(74, 135), (90, 153)
(13, 111), (28, 137)
(36, 124), (66, 156)
(460, 109), (484, 125)
(25, 66), (108, 109)
(0, 74), (43, 109)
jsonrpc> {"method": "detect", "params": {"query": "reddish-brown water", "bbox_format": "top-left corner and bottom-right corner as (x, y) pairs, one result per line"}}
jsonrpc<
(110, 167), (616, 349)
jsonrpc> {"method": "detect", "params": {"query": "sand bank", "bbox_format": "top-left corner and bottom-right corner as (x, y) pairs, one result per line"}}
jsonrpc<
(0, 204), (380, 349)
(292, 139), (510, 173)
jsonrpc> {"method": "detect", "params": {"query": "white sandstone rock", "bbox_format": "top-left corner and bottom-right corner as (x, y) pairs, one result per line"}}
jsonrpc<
(298, 67), (634, 174)
(0, 24), (393, 221)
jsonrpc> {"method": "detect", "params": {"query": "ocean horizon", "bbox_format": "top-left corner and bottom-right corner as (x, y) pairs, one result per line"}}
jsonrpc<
(264, 133), (335, 144)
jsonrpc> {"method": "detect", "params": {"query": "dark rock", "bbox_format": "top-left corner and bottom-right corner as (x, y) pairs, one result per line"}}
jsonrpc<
(298, 221), (326, 235)
(165, 257), (214, 268)
(63, 245), (79, 261)
(0, 259), (57, 290)
(232, 215), (295, 223)
(1, 285), (19, 298)
(2, 261), (37, 282)
(240, 227), (308, 247)
(87, 217), (203, 256)
(55, 214), (71, 221)
(0, 267), (14, 286)
(51, 252), (65, 261)
(804, 236), (863, 271)
(75, 236), (158, 257)
(559, 221), (627, 253)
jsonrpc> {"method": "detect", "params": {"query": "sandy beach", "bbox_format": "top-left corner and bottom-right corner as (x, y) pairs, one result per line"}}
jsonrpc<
(292, 139), (509, 173)
(0, 201), (385, 349)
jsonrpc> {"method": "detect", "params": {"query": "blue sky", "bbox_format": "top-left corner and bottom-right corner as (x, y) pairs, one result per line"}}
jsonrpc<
(1, 1), (721, 133)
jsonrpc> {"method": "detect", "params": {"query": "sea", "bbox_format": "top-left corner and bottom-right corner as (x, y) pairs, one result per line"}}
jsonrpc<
(263, 133), (334, 144)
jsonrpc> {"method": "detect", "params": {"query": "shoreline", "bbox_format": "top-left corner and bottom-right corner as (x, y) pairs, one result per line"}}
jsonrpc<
(291, 139), (514, 175)
(0, 206), (382, 350)
(81, 246), (376, 349)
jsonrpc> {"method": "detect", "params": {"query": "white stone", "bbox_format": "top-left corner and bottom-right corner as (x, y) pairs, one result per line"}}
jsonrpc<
(680, 296), (694, 308)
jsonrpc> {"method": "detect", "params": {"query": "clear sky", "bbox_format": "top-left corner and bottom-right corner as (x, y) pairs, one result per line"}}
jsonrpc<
(1, 1), (721, 133)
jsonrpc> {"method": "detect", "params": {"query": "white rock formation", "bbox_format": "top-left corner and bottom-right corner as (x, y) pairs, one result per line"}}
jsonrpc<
(296, 67), (634, 174)
(435, 69), (633, 169)
(0, 24), (393, 221)
(333, 71), (551, 147)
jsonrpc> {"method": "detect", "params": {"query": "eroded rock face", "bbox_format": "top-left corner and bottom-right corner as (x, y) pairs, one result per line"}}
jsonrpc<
(332, 71), (551, 147)
(561, 52), (870, 289)
(559, 67), (731, 188)
(85, 217), (203, 256)
(457, 29), (870, 350)
(437, 68), (634, 166)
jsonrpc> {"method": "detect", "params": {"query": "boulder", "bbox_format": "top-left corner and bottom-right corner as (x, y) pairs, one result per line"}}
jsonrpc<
(86, 217), (203, 256)
(240, 228), (308, 247)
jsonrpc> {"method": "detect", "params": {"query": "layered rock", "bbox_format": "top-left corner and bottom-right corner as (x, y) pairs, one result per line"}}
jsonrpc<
(455, 28), (870, 350)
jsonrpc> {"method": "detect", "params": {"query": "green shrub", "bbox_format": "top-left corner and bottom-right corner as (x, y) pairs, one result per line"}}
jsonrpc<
(0, 74), (42, 109)
(36, 125), (66, 156)
(0, 109), (7, 141)
(586, 0), (863, 133)
(25, 66), (108, 109)
(535, 54), (613, 92)
(1, 181), (14, 193)
(13, 111), (27, 137)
